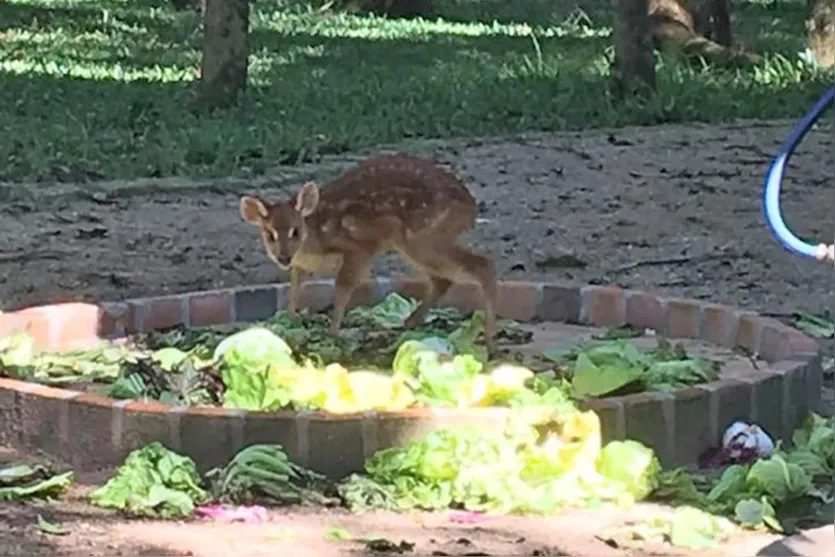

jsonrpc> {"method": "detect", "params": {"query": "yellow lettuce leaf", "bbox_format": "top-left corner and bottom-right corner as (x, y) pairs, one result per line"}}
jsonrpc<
(456, 374), (492, 407)
(347, 370), (416, 411)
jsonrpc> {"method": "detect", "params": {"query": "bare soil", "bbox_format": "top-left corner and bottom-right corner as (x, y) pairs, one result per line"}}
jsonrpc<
(1, 120), (834, 556)
(1, 119), (833, 315)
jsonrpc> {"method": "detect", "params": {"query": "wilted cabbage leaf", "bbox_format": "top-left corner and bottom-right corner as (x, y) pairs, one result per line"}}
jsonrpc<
(0, 464), (74, 501)
(89, 442), (209, 518)
(571, 353), (643, 397)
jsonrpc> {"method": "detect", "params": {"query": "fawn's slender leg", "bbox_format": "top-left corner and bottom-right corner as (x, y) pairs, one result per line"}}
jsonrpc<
(403, 276), (452, 328)
(330, 253), (373, 334)
(288, 267), (304, 314)
(400, 240), (498, 353)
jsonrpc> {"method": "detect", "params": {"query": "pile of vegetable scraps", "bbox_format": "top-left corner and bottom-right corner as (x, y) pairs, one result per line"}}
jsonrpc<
(0, 293), (722, 413)
(6, 405), (829, 553)
(84, 410), (833, 551)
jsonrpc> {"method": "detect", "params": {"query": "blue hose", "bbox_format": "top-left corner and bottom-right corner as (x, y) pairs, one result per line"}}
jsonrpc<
(762, 87), (835, 259)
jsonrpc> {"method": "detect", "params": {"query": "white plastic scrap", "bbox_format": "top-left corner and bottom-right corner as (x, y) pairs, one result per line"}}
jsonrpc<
(722, 421), (775, 459)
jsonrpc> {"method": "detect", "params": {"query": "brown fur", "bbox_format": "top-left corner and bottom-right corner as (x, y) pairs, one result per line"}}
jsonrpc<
(648, 0), (762, 66)
(240, 153), (498, 352)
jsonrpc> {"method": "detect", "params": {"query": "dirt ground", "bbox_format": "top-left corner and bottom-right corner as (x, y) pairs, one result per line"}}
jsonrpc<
(1, 119), (834, 555)
(1, 119), (833, 315)
(0, 444), (831, 557)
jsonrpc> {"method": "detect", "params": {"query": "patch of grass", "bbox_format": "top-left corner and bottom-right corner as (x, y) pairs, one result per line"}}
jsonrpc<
(0, 0), (832, 181)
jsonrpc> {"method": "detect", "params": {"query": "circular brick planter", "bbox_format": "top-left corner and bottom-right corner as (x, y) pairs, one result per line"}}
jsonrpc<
(0, 278), (823, 479)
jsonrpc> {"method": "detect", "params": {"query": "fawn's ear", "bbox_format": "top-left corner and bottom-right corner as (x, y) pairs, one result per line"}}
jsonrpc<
(240, 196), (269, 225)
(295, 182), (320, 218)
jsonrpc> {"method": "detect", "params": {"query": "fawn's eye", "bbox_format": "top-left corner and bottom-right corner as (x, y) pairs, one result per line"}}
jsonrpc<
(288, 228), (298, 239)
(268, 230), (279, 242)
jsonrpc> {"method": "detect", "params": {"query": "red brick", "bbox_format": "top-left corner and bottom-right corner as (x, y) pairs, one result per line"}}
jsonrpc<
(497, 281), (541, 321)
(376, 408), (509, 451)
(666, 298), (702, 339)
(758, 319), (786, 362)
(739, 371), (786, 441)
(671, 387), (714, 466)
(18, 387), (78, 459)
(125, 400), (172, 414)
(307, 413), (367, 479)
(0, 313), (30, 339)
(0, 382), (19, 445)
(783, 331), (819, 356)
(0, 377), (28, 391)
(538, 283), (582, 323)
(188, 290), (233, 327)
(179, 407), (245, 472)
(120, 402), (176, 460)
(75, 393), (115, 407)
(9, 307), (51, 347)
(578, 398), (625, 443)
(243, 411), (304, 465)
(700, 378), (754, 435)
(68, 394), (120, 471)
(701, 304), (736, 347)
(735, 313), (762, 353)
(234, 285), (280, 321)
(625, 291), (665, 331)
(621, 392), (676, 465)
(52, 303), (103, 350)
(98, 302), (135, 337)
(583, 286), (626, 327)
(184, 405), (241, 417)
(769, 359), (810, 433)
(21, 382), (81, 400)
(133, 296), (186, 331)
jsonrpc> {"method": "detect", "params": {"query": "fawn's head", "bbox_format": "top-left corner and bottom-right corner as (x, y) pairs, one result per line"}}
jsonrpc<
(239, 182), (320, 270)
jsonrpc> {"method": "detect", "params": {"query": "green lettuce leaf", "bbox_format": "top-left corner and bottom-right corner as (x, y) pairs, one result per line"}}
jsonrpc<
(706, 464), (752, 508)
(89, 442), (209, 518)
(596, 440), (660, 501)
(346, 293), (417, 328)
(571, 353), (643, 397)
(221, 363), (292, 411)
(746, 454), (812, 504)
(0, 464), (74, 501)
(448, 311), (488, 363)
(213, 327), (296, 371)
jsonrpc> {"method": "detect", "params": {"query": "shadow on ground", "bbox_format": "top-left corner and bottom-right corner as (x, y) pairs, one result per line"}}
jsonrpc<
(0, 503), (188, 556)
(755, 525), (835, 557)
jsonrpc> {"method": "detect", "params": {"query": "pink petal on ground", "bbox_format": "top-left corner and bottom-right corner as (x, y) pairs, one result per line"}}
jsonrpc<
(195, 505), (268, 524)
(449, 511), (487, 524)
(195, 504), (227, 519)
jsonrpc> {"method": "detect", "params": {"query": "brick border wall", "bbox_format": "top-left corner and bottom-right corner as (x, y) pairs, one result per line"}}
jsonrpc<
(0, 278), (823, 478)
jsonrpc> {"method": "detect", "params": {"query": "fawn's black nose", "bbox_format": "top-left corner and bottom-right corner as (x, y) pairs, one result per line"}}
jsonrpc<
(277, 253), (292, 267)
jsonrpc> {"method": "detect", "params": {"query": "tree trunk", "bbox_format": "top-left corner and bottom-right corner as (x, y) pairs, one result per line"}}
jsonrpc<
(691, 0), (713, 37)
(170, 0), (202, 11)
(711, 0), (732, 47)
(196, 0), (250, 110)
(807, 0), (835, 67)
(613, 0), (656, 97)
